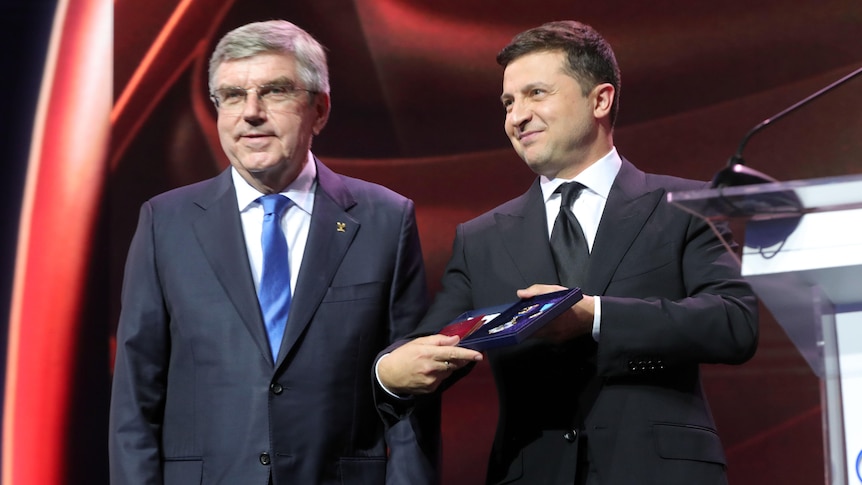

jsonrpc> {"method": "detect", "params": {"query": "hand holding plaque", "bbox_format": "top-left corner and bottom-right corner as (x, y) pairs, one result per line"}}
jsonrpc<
(438, 288), (583, 350)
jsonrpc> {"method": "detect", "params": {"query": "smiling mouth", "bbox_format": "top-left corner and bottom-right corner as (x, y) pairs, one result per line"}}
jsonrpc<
(240, 134), (273, 148)
(517, 130), (540, 143)
(240, 133), (274, 143)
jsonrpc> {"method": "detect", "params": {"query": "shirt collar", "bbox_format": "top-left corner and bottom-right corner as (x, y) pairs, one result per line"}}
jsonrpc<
(540, 147), (622, 202)
(232, 152), (318, 215)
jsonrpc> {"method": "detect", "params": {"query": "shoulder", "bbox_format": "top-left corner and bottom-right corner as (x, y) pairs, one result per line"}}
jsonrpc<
(147, 171), (229, 207)
(644, 172), (708, 192)
(135, 171), (232, 227)
(459, 182), (539, 233)
(617, 157), (709, 195)
(337, 173), (411, 206)
(317, 160), (414, 213)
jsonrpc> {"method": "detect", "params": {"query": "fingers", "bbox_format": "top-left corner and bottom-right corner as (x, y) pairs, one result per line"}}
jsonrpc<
(516, 284), (567, 299)
(377, 337), (483, 395)
(443, 347), (483, 363)
(414, 334), (460, 346)
(435, 347), (483, 375)
(438, 358), (459, 374)
(378, 347), (443, 394)
(413, 334), (483, 363)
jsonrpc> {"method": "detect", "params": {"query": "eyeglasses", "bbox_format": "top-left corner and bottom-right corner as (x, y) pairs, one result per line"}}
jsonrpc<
(210, 82), (317, 112)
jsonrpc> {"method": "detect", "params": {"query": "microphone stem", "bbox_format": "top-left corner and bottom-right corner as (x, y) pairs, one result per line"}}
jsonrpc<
(732, 65), (862, 165)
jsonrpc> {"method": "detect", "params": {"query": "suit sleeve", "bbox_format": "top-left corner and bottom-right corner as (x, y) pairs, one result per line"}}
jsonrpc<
(412, 223), (477, 335)
(381, 198), (441, 485)
(374, 221), (475, 381)
(385, 198), (431, 342)
(596, 209), (759, 376)
(109, 201), (168, 485)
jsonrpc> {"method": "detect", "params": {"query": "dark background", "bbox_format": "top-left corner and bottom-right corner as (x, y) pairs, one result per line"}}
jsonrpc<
(3, 0), (862, 483)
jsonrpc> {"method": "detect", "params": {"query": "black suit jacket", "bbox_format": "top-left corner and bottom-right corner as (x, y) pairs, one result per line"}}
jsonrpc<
(109, 160), (436, 485)
(407, 159), (758, 485)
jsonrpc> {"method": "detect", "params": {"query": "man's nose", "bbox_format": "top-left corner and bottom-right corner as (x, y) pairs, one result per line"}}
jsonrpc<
(241, 92), (267, 120)
(508, 99), (531, 130)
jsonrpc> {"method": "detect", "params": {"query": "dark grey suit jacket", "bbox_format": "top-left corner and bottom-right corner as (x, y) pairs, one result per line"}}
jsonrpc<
(109, 159), (436, 485)
(405, 159), (758, 485)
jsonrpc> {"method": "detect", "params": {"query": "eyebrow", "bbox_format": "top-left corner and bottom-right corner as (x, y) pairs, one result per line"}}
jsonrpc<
(216, 76), (297, 90)
(500, 82), (552, 102)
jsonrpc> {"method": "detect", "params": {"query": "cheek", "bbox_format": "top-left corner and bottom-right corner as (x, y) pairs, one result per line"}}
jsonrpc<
(274, 115), (305, 139)
(216, 125), (233, 153)
(216, 118), (234, 140)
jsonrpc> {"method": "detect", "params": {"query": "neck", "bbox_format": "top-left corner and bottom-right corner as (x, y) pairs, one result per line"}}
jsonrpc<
(553, 135), (613, 180)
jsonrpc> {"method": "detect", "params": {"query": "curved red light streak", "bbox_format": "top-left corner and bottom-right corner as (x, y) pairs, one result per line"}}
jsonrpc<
(2, 0), (111, 483)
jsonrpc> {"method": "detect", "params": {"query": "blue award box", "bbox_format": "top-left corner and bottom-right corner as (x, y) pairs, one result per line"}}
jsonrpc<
(439, 288), (583, 351)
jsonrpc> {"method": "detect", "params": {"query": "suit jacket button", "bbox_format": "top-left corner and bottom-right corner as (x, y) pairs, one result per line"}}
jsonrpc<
(270, 382), (283, 395)
(259, 452), (271, 465)
(563, 430), (578, 442)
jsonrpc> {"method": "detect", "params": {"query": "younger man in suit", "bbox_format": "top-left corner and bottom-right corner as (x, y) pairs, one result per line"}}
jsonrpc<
(377, 20), (758, 485)
(110, 20), (436, 485)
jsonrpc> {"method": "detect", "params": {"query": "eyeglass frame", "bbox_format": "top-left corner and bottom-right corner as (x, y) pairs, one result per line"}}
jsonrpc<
(209, 80), (319, 111)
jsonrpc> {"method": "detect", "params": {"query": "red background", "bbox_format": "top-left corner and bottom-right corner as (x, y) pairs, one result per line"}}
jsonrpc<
(3, 0), (862, 483)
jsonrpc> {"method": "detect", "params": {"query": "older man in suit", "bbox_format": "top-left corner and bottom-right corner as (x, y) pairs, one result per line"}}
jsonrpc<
(377, 20), (758, 485)
(109, 20), (436, 485)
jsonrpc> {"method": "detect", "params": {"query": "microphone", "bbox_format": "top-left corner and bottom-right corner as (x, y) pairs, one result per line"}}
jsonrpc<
(711, 65), (862, 188)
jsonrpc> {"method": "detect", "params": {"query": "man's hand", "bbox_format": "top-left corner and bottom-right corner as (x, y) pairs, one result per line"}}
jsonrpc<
(516, 284), (595, 344)
(378, 335), (483, 395)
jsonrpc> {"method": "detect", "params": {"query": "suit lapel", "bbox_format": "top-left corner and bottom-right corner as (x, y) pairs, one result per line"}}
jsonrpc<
(193, 170), (273, 364)
(587, 159), (665, 295)
(494, 180), (560, 287)
(276, 160), (358, 366)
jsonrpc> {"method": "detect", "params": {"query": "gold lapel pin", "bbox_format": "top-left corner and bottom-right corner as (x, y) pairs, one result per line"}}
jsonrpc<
(336, 222), (346, 232)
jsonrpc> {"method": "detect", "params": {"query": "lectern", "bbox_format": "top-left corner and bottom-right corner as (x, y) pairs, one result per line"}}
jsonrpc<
(668, 174), (862, 485)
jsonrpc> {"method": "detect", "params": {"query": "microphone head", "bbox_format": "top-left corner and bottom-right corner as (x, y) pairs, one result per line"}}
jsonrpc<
(710, 160), (779, 188)
(708, 158), (802, 220)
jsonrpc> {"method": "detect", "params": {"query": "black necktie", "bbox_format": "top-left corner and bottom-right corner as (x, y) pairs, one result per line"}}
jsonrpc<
(549, 182), (590, 289)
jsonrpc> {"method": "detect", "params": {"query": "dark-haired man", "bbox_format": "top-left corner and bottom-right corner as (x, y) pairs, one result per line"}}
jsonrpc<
(378, 20), (758, 485)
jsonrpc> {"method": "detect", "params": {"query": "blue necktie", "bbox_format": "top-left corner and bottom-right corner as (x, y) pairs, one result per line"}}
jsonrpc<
(258, 194), (292, 361)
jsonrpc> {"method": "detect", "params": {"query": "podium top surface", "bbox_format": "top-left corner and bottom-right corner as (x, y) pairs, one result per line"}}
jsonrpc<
(667, 173), (862, 221)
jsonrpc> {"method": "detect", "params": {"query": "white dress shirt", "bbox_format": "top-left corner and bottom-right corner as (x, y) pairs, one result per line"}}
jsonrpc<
(539, 147), (623, 340)
(232, 152), (317, 295)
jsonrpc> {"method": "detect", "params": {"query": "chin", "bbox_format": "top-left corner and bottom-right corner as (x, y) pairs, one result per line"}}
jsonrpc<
(524, 157), (550, 175)
(240, 156), (282, 172)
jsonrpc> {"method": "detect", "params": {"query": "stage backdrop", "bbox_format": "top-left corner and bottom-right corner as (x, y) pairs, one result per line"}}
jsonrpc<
(4, 0), (862, 483)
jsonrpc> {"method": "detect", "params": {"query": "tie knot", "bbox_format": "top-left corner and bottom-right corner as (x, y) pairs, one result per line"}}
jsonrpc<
(258, 194), (292, 217)
(556, 182), (586, 207)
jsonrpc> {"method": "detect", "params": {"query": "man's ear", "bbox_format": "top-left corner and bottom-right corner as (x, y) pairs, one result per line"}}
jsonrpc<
(312, 92), (331, 135)
(592, 83), (615, 120)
